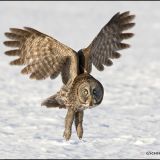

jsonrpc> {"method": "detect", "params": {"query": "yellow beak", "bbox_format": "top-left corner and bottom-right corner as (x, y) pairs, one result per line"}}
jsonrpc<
(88, 96), (93, 106)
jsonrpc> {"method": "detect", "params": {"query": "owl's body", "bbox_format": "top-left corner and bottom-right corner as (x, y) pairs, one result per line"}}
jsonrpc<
(3, 11), (135, 140)
(43, 73), (103, 110)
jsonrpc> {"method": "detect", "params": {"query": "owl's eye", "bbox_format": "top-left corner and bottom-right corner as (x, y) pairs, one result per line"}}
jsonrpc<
(93, 89), (96, 95)
(83, 89), (88, 95)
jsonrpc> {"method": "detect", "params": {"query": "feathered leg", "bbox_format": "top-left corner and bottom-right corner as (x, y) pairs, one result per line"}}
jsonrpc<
(75, 111), (84, 139)
(63, 108), (75, 141)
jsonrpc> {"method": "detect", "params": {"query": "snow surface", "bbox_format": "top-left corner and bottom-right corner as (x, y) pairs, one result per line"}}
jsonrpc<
(0, 1), (160, 159)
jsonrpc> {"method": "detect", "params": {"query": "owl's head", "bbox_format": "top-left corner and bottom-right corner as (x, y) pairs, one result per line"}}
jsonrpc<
(70, 73), (104, 110)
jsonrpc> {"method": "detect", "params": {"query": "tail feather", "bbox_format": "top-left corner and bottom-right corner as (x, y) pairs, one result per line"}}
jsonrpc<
(41, 95), (65, 109)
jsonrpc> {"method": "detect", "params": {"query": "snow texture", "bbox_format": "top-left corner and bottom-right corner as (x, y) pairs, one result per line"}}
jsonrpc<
(0, 1), (160, 159)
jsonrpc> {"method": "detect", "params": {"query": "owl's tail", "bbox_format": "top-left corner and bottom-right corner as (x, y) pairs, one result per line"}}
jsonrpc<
(41, 94), (66, 109)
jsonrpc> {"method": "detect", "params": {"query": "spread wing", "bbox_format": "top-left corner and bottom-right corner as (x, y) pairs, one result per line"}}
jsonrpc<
(4, 27), (78, 84)
(82, 11), (135, 72)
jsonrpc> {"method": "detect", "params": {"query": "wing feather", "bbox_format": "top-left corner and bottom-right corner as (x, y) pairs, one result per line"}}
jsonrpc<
(82, 11), (135, 73)
(5, 49), (21, 56)
(4, 27), (78, 83)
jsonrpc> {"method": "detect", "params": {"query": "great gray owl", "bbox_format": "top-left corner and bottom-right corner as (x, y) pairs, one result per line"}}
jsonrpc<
(3, 11), (135, 140)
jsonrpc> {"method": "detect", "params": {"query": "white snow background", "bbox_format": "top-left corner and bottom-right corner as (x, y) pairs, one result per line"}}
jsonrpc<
(0, 1), (160, 159)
